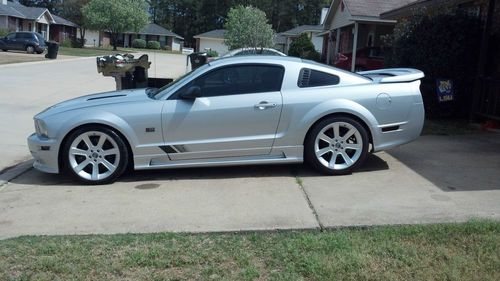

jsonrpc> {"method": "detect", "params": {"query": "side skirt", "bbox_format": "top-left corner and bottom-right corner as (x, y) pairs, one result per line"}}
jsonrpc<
(134, 145), (304, 170)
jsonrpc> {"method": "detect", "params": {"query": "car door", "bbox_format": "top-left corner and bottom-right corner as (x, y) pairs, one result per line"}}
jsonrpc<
(3, 33), (17, 49)
(161, 64), (284, 161)
(14, 33), (27, 50)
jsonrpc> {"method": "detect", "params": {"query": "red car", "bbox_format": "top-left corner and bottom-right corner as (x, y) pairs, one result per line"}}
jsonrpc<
(334, 47), (385, 72)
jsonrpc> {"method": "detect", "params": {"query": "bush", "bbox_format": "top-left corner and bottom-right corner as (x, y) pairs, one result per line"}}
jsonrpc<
(71, 38), (84, 48)
(0, 29), (8, 37)
(206, 50), (219, 57)
(60, 39), (72, 48)
(146, 40), (160, 49)
(288, 33), (321, 62)
(132, 39), (146, 49)
(385, 11), (482, 118)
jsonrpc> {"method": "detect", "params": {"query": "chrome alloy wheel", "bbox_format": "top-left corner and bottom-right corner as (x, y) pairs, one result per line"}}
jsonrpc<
(68, 131), (120, 181)
(314, 122), (363, 170)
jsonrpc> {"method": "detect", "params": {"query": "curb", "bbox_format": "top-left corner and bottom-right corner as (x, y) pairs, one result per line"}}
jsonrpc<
(0, 160), (33, 190)
(0, 56), (93, 68)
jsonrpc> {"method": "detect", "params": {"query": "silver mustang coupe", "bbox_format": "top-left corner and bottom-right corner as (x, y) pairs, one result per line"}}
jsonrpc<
(28, 56), (425, 184)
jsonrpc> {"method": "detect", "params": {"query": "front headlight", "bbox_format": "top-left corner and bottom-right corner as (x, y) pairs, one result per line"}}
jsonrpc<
(34, 119), (49, 138)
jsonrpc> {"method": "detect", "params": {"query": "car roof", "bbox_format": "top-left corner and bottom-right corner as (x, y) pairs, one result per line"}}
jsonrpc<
(208, 55), (303, 67)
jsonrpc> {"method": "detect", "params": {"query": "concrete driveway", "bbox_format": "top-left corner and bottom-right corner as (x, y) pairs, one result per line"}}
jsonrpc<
(1, 134), (499, 239)
(0, 54), (499, 239)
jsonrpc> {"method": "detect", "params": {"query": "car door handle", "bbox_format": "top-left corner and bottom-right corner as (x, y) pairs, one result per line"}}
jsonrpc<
(254, 101), (277, 110)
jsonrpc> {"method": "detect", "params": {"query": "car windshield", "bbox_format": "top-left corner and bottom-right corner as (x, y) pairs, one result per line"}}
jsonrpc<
(35, 33), (45, 43)
(150, 64), (210, 99)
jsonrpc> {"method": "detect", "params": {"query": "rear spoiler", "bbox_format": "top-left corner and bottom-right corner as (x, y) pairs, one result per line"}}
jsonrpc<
(358, 68), (425, 83)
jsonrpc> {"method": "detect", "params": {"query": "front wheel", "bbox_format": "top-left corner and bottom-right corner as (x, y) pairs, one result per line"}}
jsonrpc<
(62, 126), (129, 184)
(26, 45), (35, 54)
(305, 116), (369, 175)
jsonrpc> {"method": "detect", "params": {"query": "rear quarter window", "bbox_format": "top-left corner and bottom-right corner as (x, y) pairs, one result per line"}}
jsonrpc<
(298, 68), (340, 88)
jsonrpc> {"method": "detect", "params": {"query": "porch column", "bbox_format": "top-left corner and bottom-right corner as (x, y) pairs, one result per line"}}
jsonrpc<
(46, 23), (50, 41)
(351, 22), (359, 72)
(335, 28), (340, 59)
(32, 21), (36, 32)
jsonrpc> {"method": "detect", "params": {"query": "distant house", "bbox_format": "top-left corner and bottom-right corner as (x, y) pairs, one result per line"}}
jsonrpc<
(281, 25), (325, 55)
(120, 23), (183, 51)
(50, 14), (77, 43)
(193, 29), (228, 55)
(81, 23), (183, 51)
(0, 0), (76, 42)
(321, 0), (417, 71)
(274, 33), (287, 53)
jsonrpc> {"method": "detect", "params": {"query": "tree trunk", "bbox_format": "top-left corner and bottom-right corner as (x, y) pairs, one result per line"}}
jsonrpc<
(111, 33), (118, 51)
(79, 28), (86, 48)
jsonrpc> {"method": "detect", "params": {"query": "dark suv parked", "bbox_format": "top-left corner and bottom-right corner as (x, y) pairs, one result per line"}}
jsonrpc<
(0, 32), (46, 54)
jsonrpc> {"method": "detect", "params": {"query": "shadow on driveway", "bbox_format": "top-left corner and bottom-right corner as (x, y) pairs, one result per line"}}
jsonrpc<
(9, 154), (389, 187)
(389, 133), (500, 192)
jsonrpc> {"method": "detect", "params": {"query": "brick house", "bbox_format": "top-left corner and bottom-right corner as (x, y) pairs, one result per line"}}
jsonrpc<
(0, 0), (76, 42)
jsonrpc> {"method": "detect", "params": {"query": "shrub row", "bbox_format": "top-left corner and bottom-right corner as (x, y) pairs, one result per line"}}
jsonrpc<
(131, 39), (161, 50)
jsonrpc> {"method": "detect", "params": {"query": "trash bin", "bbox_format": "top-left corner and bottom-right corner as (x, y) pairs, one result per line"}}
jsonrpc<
(189, 52), (208, 70)
(45, 41), (59, 59)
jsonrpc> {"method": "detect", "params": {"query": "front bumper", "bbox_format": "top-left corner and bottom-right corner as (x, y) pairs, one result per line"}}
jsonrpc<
(27, 133), (59, 174)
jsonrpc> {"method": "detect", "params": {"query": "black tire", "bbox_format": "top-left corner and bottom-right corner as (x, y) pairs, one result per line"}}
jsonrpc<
(2, 49), (7, 52)
(305, 116), (369, 175)
(62, 126), (129, 185)
(26, 45), (35, 54)
(36, 50), (43, 54)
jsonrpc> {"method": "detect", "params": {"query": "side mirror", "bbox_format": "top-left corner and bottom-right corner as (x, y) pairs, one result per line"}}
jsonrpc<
(180, 86), (201, 99)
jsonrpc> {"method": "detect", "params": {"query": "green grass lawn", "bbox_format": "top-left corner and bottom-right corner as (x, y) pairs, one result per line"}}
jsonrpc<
(58, 47), (183, 57)
(57, 47), (134, 57)
(0, 220), (498, 281)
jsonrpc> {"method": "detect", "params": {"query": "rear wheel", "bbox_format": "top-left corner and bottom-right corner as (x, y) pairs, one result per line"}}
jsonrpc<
(305, 116), (369, 175)
(2, 49), (7, 52)
(26, 45), (35, 54)
(62, 126), (128, 184)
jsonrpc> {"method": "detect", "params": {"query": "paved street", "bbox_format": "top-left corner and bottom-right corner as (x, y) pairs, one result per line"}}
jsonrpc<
(0, 56), (499, 240)
(0, 52), (187, 172)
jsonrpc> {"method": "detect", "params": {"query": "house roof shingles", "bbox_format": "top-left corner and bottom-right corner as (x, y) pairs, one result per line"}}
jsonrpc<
(193, 29), (226, 39)
(0, 0), (48, 20)
(282, 24), (324, 36)
(52, 14), (77, 27)
(344, 0), (418, 17)
(126, 23), (183, 39)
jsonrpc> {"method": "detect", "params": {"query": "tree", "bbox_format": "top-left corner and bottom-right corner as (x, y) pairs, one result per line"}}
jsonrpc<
(288, 33), (320, 61)
(82, 0), (149, 50)
(58, 0), (90, 47)
(224, 5), (275, 50)
(19, 0), (61, 13)
(385, 11), (482, 117)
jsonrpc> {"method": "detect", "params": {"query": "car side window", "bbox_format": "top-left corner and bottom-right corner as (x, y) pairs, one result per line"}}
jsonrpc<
(176, 65), (284, 98)
(6, 33), (16, 40)
(297, 68), (340, 88)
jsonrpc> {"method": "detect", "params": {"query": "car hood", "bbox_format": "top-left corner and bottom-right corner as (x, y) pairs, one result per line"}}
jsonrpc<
(36, 88), (151, 119)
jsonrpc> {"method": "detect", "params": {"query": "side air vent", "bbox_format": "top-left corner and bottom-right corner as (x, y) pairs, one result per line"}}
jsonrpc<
(298, 68), (311, 88)
(381, 125), (400, 132)
(87, 94), (127, 101)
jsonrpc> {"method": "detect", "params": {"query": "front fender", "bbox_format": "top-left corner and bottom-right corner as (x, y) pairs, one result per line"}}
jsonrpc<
(45, 109), (139, 152)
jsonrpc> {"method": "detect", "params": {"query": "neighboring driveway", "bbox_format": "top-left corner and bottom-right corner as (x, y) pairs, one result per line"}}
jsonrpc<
(0, 134), (499, 239)
(0, 52), (187, 172)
